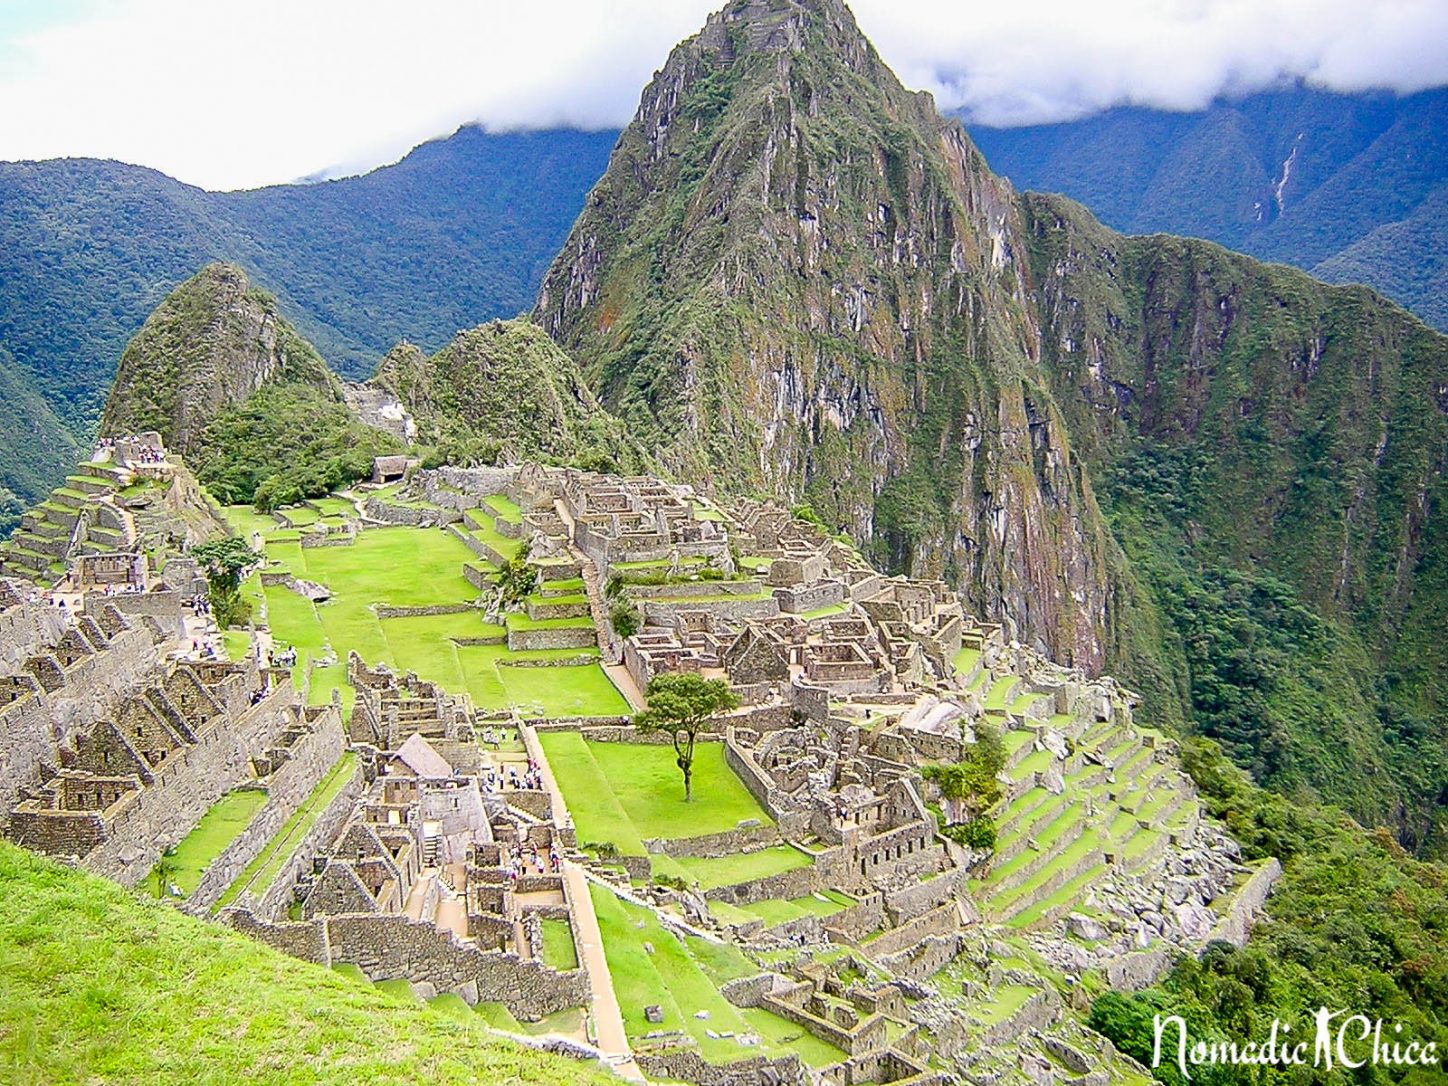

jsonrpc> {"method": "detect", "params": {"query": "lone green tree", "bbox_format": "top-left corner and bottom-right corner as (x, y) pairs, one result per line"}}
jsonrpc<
(191, 536), (262, 629)
(495, 541), (538, 611)
(634, 673), (739, 802)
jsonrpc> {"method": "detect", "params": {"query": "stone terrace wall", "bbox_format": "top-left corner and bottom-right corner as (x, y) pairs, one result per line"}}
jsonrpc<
(181, 709), (345, 916)
(227, 909), (588, 1021)
(249, 758), (365, 922)
(635, 1050), (807, 1086)
(1207, 858), (1282, 948)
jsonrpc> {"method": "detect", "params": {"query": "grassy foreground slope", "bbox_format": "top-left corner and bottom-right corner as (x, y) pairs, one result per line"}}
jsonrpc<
(0, 842), (612, 1086)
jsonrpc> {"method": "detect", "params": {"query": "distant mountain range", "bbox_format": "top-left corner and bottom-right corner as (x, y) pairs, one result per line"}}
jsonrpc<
(2, 82), (1445, 522)
(0, 126), (616, 514)
(967, 84), (1448, 331)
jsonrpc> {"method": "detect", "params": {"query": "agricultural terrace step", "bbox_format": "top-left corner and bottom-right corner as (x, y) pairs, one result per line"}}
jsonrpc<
(995, 786), (1054, 839)
(984, 806), (1087, 895)
(1002, 729), (1038, 771)
(987, 834), (1105, 921)
(66, 475), (116, 495)
(1005, 862), (1111, 931)
(994, 793), (1070, 863)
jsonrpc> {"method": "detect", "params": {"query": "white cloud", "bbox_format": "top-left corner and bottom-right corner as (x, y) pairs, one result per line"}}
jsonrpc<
(0, 0), (1443, 190)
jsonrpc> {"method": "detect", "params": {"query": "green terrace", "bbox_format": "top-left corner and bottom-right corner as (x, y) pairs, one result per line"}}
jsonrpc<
(145, 789), (269, 898)
(591, 883), (845, 1068)
(538, 735), (779, 883)
(227, 501), (628, 719)
(215, 752), (357, 913)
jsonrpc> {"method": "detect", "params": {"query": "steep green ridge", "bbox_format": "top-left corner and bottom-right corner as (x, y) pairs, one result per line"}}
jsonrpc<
(1024, 193), (1448, 849)
(102, 264), (400, 507)
(537, 0), (1119, 673)
(0, 344), (77, 537)
(537, 0), (1448, 846)
(371, 318), (637, 470)
(101, 262), (337, 450)
(968, 85), (1448, 331)
(0, 841), (612, 1085)
(0, 128), (617, 510)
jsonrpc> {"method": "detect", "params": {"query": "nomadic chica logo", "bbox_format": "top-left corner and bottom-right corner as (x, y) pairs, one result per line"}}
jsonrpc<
(1153, 1010), (1441, 1079)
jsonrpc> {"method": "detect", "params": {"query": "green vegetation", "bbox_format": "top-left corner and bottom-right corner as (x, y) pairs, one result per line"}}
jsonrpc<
(373, 319), (636, 473)
(538, 734), (771, 877)
(191, 535), (262, 628)
(195, 382), (400, 509)
(216, 753), (356, 910)
(0, 840), (614, 1085)
(223, 513), (628, 718)
(145, 790), (269, 898)
(971, 85), (1447, 331)
(1089, 738), (1448, 1086)
(590, 882), (844, 1067)
(634, 673), (741, 802)
(539, 918), (578, 971)
(924, 722), (1006, 849)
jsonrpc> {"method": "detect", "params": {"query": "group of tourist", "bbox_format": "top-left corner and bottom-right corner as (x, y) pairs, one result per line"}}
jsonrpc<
(94, 435), (166, 465)
(502, 841), (562, 882)
(478, 726), (511, 749)
(480, 758), (543, 793)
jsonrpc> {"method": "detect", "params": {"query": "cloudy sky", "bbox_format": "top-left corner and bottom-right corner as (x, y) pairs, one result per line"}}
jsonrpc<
(0, 0), (1444, 191)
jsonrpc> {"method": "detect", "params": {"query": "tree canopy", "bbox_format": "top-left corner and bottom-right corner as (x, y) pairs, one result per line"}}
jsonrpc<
(634, 673), (740, 802)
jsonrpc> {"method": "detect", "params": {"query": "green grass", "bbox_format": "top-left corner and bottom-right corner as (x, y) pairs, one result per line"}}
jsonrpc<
(738, 890), (852, 925)
(144, 790), (269, 898)
(540, 735), (774, 855)
(590, 883), (843, 1067)
(221, 629), (251, 662)
(674, 846), (811, 891)
(952, 644), (981, 677)
(215, 753), (356, 910)
(539, 918), (578, 971)
(0, 842), (615, 1085)
(484, 494), (522, 524)
(798, 602), (849, 620)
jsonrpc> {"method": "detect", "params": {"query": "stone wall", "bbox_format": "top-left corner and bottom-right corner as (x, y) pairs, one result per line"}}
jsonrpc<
(1207, 858), (1282, 948)
(634, 1050), (806, 1086)
(228, 909), (587, 1022)
(772, 580), (846, 614)
(83, 590), (184, 641)
(506, 625), (597, 651)
(645, 823), (783, 858)
(85, 683), (302, 887)
(249, 759), (366, 921)
(181, 710), (345, 916)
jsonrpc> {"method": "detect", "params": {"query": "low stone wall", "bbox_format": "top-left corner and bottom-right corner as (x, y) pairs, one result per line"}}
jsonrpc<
(861, 902), (960, 958)
(772, 580), (845, 614)
(626, 579), (764, 600)
(705, 863), (817, 907)
(643, 596), (779, 624)
(645, 823), (782, 858)
(226, 909), (587, 1021)
(506, 625), (597, 651)
(374, 603), (476, 619)
(363, 498), (460, 527)
(826, 895), (885, 942)
(634, 1049), (807, 1086)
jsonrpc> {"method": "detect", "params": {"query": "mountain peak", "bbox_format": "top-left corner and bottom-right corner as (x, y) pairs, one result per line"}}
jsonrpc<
(100, 262), (337, 453)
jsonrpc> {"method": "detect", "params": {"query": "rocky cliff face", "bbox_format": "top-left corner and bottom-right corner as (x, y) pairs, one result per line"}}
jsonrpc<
(100, 263), (339, 454)
(536, 0), (1114, 670)
(369, 319), (637, 470)
(539, 0), (1448, 841)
